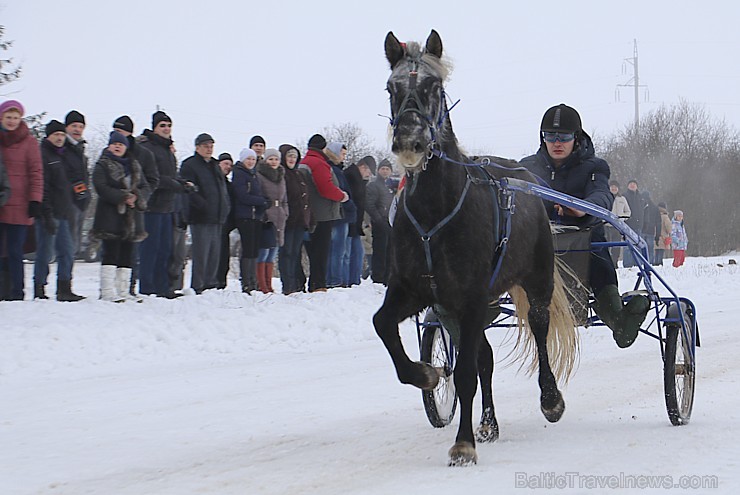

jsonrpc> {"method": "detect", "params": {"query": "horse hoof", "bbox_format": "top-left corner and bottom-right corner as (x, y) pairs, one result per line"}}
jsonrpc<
(541, 392), (565, 423)
(448, 441), (477, 466)
(475, 423), (499, 443)
(411, 361), (442, 390)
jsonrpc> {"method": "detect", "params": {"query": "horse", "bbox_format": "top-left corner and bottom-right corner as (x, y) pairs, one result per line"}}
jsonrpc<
(373, 30), (578, 466)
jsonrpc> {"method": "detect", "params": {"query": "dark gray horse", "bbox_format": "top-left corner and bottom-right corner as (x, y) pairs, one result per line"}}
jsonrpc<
(373, 30), (577, 466)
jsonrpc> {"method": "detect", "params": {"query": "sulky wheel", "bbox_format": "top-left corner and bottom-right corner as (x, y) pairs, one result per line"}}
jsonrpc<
(663, 303), (696, 426)
(420, 309), (458, 428)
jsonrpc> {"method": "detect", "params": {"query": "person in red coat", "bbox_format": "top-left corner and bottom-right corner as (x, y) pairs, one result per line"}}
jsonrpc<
(0, 100), (43, 301)
(298, 134), (348, 292)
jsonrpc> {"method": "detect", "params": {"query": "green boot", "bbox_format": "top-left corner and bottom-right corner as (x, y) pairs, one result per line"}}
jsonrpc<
(594, 285), (649, 348)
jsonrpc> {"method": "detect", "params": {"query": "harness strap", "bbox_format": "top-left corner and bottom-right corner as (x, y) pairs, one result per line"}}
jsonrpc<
(403, 176), (473, 299)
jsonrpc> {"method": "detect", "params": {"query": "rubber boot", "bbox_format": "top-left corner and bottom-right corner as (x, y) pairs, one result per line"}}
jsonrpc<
(34, 283), (49, 300)
(57, 280), (85, 302)
(256, 262), (269, 293)
(264, 262), (274, 293)
(594, 285), (649, 348)
(116, 268), (142, 302)
(100, 265), (124, 302)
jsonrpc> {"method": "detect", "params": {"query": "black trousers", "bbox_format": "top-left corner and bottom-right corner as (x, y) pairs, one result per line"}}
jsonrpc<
(307, 221), (332, 291)
(371, 221), (391, 284)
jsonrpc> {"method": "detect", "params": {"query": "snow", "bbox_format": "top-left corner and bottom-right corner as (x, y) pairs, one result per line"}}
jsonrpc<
(1, 256), (738, 494)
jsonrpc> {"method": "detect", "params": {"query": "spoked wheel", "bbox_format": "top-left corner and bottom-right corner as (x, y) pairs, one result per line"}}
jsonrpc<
(663, 304), (696, 426)
(420, 310), (458, 428)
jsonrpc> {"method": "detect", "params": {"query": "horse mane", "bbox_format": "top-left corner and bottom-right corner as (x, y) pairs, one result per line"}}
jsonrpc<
(403, 41), (453, 81)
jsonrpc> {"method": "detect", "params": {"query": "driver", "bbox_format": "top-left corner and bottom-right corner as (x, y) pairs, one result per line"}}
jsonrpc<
(521, 103), (649, 348)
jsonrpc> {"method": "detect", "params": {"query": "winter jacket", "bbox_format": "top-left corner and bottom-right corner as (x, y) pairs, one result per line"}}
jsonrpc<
(126, 136), (158, 202)
(611, 194), (631, 219)
(63, 136), (91, 211)
(39, 139), (75, 222)
(622, 188), (646, 234)
(284, 165), (311, 230)
(0, 121), (43, 225)
(328, 160), (357, 227)
(0, 149), (11, 207)
(656, 208), (672, 249)
(671, 219), (688, 250)
(232, 162), (267, 220)
(642, 195), (660, 241)
(299, 149), (342, 223)
(91, 150), (149, 242)
(520, 131), (612, 228)
(344, 162), (369, 237)
(179, 153), (230, 225)
(366, 174), (395, 227)
(138, 130), (184, 213)
(257, 162), (289, 246)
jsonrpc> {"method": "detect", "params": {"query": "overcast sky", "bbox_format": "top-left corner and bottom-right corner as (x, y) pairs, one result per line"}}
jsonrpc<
(3, 0), (739, 162)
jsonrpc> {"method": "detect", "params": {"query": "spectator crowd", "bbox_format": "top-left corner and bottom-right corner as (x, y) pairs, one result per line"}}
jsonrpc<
(0, 99), (688, 303)
(0, 100), (401, 302)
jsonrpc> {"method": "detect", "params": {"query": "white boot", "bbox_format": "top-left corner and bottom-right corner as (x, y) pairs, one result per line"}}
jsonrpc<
(116, 267), (142, 303)
(100, 265), (124, 302)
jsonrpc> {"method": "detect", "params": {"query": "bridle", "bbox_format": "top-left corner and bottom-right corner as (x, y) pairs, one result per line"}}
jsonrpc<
(387, 56), (460, 168)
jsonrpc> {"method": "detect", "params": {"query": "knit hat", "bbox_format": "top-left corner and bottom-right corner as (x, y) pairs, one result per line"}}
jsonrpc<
(113, 115), (134, 134)
(194, 133), (215, 145)
(263, 148), (280, 160)
(65, 110), (86, 126)
(45, 119), (67, 137)
(540, 104), (581, 135)
(0, 100), (24, 116)
(326, 142), (345, 157)
(377, 158), (393, 171)
(673, 210), (683, 216)
(108, 131), (129, 147)
(218, 152), (233, 163)
(239, 148), (257, 162)
(152, 110), (172, 128)
(249, 135), (266, 147)
(307, 133), (327, 150)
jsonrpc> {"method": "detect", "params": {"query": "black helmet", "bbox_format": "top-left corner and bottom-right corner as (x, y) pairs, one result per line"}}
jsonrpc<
(540, 103), (582, 135)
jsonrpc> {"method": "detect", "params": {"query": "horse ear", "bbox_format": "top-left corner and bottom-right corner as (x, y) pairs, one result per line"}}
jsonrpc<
(385, 31), (405, 68)
(425, 29), (443, 59)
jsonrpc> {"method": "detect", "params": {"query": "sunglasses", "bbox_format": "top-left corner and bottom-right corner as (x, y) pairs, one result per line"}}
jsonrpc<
(157, 122), (172, 128)
(542, 131), (575, 143)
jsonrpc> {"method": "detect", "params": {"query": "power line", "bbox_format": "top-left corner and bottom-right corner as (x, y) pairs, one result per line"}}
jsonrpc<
(616, 39), (649, 131)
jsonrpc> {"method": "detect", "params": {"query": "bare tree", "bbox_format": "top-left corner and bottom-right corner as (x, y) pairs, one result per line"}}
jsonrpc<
(600, 100), (740, 256)
(0, 25), (21, 87)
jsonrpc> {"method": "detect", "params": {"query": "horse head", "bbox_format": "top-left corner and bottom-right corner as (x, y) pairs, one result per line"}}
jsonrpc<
(385, 30), (450, 172)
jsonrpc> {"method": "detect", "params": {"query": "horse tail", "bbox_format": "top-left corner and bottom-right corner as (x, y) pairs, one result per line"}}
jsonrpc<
(505, 258), (580, 384)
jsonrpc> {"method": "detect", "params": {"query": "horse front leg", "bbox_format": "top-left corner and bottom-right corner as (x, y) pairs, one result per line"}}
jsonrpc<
(476, 335), (499, 443)
(373, 285), (438, 390)
(528, 299), (565, 423)
(448, 303), (487, 466)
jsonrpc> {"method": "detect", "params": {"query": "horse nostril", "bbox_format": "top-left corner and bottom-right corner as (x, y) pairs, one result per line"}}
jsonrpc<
(414, 141), (425, 154)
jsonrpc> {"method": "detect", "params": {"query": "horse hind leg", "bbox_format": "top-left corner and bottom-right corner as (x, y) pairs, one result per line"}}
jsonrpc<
(527, 292), (565, 423)
(475, 335), (499, 443)
(373, 287), (440, 390)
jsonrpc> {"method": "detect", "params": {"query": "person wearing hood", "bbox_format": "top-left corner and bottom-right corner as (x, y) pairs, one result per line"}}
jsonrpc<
(521, 103), (649, 349)
(279, 145), (311, 294)
(671, 210), (688, 267)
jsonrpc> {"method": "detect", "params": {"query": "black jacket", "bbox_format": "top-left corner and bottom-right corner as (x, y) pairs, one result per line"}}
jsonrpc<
(520, 131), (613, 228)
(91, 151), (150, 242)
(138, 130), (184, 213)
(126, 136), (159, 202)
(180, 153), (230, 225)
(344, 163), (368, 237)
(232, 162), (267, 220)
(63, 136), (90, 211)
(39, 139), (75, 222)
